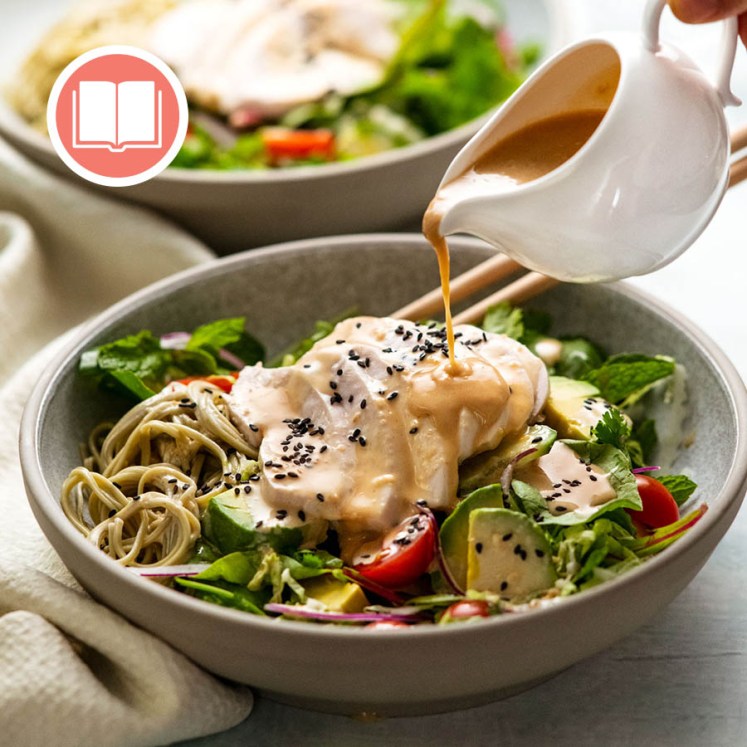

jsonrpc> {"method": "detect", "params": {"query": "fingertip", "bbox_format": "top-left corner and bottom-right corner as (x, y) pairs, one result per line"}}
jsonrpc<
(668, 0), (722, 23)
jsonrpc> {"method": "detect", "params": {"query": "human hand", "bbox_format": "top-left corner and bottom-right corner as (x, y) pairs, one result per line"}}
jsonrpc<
(669, 0), (747, 45)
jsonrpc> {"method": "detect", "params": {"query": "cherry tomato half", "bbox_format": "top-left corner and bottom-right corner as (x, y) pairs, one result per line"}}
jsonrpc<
(262, 128), (335, 163)
(444, 600), (491, 620)
(353, 513), (437, 590)
(176, 374), (237, 394)
(626, 474), (679, 533)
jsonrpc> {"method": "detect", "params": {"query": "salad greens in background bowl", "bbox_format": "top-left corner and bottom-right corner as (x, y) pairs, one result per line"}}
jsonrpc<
(20, 234), (747, 716)
(0, 0), (568, 253)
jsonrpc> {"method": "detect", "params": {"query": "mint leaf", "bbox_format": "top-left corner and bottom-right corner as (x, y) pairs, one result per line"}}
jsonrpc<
(553, 338), (605, 379)
(94, 331), (172, 383)
(187, 317), (265, 368)
(511, 480), (548, 518)
(481, 302), (524, 339)
(592, 409), (631, 451)
(108, 370), (157, 401)
(583, 354), (675, 406)
(656, 474), (697, 507)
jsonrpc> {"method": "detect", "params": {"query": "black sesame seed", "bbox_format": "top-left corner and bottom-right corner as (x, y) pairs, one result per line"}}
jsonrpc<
(359, 437), (367, 447)
(514, 544), (523, 555)
(556, 506), (568, 513)
(298, 510), (306, 521)
(360, 399), (367, 410)
(535, 549), (545, 558)
(287, 472), (299, 479)
(234, 487), (240, 495)
(249, 423), (259, 432)
(316, 493), (325, 502)
(256, 521), (264, 529)
(531, 436), (543, 444)
(416, 499), (428, 507)
(244, 486), (252, 494)
(276, 510), (287, 519)
(387, 391), (399, 401)
(590, 475), (598, 481)
(409, 427), (418, 435)
(500, 581), (508, 591)
(274, 474), (287, 480)
(329, 381), (337, 390)
(320, 445), (328, 453)
(502, 533), (513, 541)
(476, 542), (483, 554)
(108, 509), (116, 517)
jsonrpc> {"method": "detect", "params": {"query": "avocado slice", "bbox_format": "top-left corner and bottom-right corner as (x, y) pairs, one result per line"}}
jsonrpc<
(440, 485), (505, 590)
(543, 375), (614, 440)
(204, 490), (303, 555)
(303, 575), (369, 613)
(466, 508), (556, 599)
(458, 425), (557, 495)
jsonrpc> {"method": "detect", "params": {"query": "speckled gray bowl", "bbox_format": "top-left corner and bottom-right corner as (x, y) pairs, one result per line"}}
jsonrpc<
(20, 234), (747, 716)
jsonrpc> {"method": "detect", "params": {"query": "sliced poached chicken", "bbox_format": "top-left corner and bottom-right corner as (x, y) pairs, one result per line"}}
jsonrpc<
(228, 316), (547, 560)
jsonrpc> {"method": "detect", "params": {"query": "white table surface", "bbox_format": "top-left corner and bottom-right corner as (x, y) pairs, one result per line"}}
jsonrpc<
(183, 3), (747, 745)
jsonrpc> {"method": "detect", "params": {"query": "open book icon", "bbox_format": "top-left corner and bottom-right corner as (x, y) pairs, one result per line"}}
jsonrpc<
(72, 80), (163, 152)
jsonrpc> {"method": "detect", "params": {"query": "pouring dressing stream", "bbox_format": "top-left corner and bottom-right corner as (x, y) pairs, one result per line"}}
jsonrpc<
(423, 0), (740, 360)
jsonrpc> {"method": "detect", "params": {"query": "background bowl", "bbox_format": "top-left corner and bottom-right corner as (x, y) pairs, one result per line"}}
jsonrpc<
(21, 234), (747, 716)
(0, 0), (571, 254)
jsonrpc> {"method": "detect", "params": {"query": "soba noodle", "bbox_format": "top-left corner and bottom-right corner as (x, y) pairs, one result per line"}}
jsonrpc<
(61, 378), (258, 567)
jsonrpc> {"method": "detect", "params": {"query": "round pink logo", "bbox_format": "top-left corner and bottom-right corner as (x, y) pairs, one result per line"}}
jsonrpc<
(47, 45), (188, 187)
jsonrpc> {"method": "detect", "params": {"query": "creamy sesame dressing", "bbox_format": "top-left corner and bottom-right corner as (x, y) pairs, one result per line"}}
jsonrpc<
(515, 442), (615, 517)
(228, 316), (547, 560)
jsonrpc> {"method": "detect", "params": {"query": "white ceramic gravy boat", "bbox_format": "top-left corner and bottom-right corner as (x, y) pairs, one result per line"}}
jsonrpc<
(434, 0), (741, 282)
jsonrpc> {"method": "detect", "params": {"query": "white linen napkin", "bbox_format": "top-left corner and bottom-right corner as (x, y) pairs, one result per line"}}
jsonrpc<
(0, 138), (254, 746)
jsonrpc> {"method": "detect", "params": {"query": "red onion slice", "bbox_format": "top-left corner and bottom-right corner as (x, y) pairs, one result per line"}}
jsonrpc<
(531, 366), (549, 421)
(131, 563), (211, 578)
(160, 332), (191, 350)
(218, 347), (246, 370)
(632, 466), (661, 474)
(500, 447), (537, 496)
(264, 603), (422, 623)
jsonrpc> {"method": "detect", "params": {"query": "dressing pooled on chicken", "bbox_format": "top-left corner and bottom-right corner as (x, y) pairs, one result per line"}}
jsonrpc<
(227, 316), (547, 561)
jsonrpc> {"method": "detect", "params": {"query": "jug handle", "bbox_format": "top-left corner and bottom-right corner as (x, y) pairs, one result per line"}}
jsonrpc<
(642, 0), (741, 107)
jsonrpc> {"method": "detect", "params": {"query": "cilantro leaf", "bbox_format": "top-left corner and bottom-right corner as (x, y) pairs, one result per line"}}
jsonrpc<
(583, 354), (675, 407)
(592, 409), (631, 451)
(656, 474), (698, 507)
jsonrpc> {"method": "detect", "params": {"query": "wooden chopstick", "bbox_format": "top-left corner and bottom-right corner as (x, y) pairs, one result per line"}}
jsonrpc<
(397, 125), (747, 325)
(393, 253), (521, 320)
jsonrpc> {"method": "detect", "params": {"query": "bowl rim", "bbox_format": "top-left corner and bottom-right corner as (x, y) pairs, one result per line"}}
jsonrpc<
(20, 233), (747, 643)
